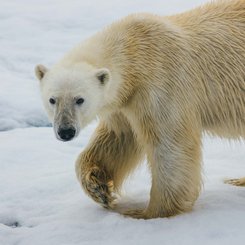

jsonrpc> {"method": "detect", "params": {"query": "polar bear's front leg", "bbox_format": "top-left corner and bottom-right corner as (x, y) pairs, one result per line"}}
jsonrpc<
(124, 124), (202, 219)
(76, 118), (143, 209)
(78, 163), (115, 208)
(76, 148), (116, 208)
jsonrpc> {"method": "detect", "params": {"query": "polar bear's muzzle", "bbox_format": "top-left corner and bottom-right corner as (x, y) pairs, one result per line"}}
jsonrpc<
(57, 126), (76, 141)
(53, 105), (79, 142)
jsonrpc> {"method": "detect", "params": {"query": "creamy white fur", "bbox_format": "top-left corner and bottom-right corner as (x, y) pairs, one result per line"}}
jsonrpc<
(36, 0), (245, 219)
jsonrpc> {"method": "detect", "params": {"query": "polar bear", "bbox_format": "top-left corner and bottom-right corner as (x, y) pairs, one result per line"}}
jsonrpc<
(35, 0), (245, 219)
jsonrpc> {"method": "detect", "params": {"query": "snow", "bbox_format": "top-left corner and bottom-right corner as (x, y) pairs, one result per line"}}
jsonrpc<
(0, 128), (245, 245)
(0, 0), (245, 244)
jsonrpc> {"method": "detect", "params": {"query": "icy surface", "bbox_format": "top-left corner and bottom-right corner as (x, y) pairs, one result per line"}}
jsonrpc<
(0, 127), (245, 245)
(0, 0), (245, 244)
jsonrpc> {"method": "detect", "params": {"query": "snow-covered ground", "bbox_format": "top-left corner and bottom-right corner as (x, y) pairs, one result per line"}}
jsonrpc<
(0, 0), (245, 244)
(1, 127), (245, 245)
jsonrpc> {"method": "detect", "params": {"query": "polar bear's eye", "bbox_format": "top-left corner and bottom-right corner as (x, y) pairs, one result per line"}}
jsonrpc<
(49, 98), (56, 105)
(76, 98), (85, 105)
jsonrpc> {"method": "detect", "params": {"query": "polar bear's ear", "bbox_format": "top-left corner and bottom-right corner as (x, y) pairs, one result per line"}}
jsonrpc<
(35, 64), (48, 81)
(95, 68), (110, 85)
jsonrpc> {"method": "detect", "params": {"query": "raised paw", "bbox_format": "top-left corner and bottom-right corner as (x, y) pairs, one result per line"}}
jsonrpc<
(80, 166), (116, 208)
(224, 177), (245, 187)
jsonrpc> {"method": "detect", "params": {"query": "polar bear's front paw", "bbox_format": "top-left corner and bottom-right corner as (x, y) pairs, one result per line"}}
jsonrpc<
(123, 209), (147, 219)
(81, 166), (116, 209)
(122, 208), (162, 219)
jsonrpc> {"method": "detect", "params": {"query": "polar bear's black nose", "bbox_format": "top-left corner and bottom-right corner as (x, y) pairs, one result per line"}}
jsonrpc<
(58, 127), (76, 141)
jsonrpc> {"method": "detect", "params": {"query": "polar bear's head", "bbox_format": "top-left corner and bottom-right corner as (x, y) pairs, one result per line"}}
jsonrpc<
(35, 62), (111, 141)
